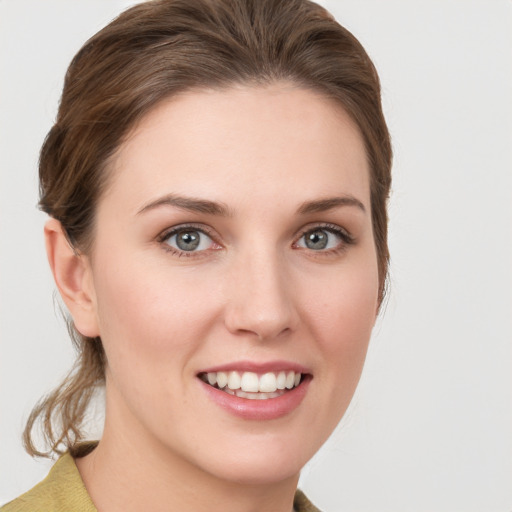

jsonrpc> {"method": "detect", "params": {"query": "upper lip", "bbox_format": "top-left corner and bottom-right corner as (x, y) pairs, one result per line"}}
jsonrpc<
(198, 360), (311, 375)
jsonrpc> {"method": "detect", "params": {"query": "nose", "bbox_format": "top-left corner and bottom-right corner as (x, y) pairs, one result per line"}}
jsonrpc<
(223, 249), (299, 340)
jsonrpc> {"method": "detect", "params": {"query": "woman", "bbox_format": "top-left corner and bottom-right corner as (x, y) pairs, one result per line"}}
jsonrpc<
(2, 0), (391, 510)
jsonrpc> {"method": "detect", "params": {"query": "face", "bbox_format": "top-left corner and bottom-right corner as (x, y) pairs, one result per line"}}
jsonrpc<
(82, 84), (379, 484)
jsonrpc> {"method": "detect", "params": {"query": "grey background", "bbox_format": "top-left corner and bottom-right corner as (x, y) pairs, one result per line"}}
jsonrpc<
(1, 1), (511, 510)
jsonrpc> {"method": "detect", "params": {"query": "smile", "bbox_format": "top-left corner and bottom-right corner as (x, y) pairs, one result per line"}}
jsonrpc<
(199, 370), (302, 400)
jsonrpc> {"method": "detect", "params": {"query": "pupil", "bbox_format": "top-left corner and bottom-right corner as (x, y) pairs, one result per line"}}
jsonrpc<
(306, 230), (328, 250)
(176, 231), (200, 251)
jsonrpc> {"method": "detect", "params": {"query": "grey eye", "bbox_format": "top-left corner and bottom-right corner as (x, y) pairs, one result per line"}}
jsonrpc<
(304, 229), (329, 250)
(297, 228), (343, 251)
(165, 229), (213, 252)
(176, 231), (200, 251)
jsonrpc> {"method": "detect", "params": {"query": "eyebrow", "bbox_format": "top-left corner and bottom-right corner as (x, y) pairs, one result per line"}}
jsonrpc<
(137, 193), (365, 217)
(137, 194), (232, 217)
(296, 196), (366, 215)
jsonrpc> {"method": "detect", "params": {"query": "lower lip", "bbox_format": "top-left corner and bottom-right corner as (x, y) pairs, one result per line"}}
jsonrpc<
(199, 377), (311, 420)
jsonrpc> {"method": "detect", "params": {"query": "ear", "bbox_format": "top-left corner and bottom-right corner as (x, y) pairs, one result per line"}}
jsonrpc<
(44, 218), (100, 338)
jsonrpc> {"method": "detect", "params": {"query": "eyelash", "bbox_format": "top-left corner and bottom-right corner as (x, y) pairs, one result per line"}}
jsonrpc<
(294, 223), (355, 256)
(157, 223), (219, 258)
(157, 222), (355, 258)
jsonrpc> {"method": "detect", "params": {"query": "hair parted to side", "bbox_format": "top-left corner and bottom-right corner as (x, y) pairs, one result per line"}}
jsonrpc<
(25, 0), (392, 458)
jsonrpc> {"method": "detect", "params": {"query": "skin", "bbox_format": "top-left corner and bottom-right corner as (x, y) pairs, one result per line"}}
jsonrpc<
(46, 83), (379, 512)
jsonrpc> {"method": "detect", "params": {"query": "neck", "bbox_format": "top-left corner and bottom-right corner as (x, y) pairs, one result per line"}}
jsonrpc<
(76, 416), (299, 512)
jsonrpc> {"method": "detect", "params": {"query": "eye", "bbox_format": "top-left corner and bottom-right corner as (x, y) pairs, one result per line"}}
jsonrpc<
(161, 226), (218, 254)
(295, 225), (353, 252)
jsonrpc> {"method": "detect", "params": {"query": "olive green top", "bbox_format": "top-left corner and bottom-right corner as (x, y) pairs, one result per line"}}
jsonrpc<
(2, 452), (320, 512)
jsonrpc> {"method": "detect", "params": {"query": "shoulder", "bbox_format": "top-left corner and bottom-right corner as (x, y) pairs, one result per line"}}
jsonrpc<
(294, 489), (322, 512)
(1, 453), (96, 512)
(3, 454), (316, 512)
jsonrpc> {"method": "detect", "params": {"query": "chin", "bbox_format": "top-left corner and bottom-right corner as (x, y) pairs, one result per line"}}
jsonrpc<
(205, 452), (305, 486)
(185, 430), (320, 486)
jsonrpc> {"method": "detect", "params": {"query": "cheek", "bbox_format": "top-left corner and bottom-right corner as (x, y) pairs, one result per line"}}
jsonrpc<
(91, 255), (220, 372)
(306, 261), (378, 347)
(90, 259), (223, 431)
(300, 253), (379, 391)
(287, 256), (378, 449)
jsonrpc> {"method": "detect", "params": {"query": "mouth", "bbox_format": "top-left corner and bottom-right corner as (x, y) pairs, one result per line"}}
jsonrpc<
(198, 370), (305, 400)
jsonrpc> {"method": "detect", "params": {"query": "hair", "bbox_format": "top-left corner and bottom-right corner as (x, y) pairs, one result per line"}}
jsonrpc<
(24, 0), (392, 458)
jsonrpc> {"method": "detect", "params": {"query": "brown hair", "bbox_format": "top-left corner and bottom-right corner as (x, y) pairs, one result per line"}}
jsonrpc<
(24, 0), (392, 457)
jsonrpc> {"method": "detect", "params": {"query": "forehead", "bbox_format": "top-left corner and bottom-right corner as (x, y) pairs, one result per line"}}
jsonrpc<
(104, 83), (370, 213)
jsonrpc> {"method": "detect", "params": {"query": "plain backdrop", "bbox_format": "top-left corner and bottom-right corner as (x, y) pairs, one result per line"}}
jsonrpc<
(1, 1), (511, 511)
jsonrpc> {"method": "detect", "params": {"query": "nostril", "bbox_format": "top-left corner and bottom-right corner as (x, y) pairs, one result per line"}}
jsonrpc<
(225, 312), (297, 341)
(222, 263), (300, 339)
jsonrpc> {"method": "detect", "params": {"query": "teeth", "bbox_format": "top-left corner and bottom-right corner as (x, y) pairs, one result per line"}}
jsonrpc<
(259, 372), (277, 393)
(276, 371), (286, 390)
(216, 371), (228, 389)
(227, 371), (241, 390)
(285, 371), (295, 389)
(203, 370), (303, 396)
(240, 372), (259, 392)
(226, 388), (283, 400)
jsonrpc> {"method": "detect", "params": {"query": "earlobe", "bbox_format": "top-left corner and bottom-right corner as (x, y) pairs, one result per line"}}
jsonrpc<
(44, 218), (100, 338)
